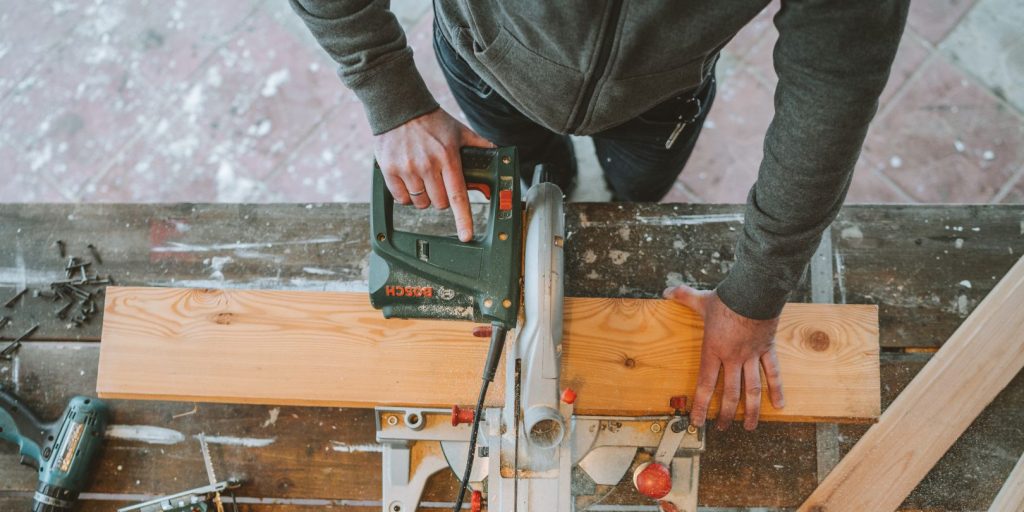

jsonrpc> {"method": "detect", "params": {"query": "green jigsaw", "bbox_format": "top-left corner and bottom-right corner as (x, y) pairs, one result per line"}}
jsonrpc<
(368, 146), (522, 329)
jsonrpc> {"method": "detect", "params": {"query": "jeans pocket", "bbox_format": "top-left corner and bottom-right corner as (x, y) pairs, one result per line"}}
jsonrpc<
(433, 27), (493, 98)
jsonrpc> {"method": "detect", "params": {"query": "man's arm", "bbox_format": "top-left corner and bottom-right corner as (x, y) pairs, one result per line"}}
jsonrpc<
(717, 0), (909, 319)
(290, 0), (491, 241)
(675, 0), (908, 431)
(289, 0), (436, 134)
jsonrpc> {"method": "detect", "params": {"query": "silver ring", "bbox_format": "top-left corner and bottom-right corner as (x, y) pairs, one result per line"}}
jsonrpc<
(409, 190), (425, 197)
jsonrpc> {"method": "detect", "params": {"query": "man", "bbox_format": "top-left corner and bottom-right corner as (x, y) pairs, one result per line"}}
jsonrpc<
(291, 0), (907, 431)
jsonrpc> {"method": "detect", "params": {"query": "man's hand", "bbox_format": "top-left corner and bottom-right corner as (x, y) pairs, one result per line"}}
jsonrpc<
(664, 284), (785, 431)
(375, 108), (495, 242)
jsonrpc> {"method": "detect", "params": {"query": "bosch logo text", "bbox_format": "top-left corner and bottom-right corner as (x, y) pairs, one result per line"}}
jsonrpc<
(385, 286), (434, 298)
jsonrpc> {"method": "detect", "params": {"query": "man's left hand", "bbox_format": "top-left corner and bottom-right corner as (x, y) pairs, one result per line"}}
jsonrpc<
(664, 285), (785, 431)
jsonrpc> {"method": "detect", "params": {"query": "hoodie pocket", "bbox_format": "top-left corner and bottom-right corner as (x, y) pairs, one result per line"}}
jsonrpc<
(435, 27), (493, 98)
(471, 27), (584, 132)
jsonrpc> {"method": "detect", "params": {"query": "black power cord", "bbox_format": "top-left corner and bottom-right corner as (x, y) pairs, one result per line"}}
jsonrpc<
(453, 322), (507, 511)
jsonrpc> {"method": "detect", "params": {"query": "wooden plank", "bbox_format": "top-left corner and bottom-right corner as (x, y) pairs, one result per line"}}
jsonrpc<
(96, 287), (879, 421)
(800, 256), (1024, 511)
(990, 453), (1024, 512)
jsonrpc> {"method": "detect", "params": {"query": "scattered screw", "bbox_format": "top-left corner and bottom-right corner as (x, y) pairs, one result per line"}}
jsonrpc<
(55, 240), (66, 258)
(87, 244), (103, 265)
(55, 301), (74, 320)
(0, 342), (17, 358)
(67, 285), (92, 300)
(18, 324), (39, 340)
(1, 324), (38, 359)
(0, 317), (9, 329)
(3, 289), (26, 308)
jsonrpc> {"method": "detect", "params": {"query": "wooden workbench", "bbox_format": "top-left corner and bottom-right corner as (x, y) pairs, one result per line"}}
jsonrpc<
(0, 203), (1021, 511)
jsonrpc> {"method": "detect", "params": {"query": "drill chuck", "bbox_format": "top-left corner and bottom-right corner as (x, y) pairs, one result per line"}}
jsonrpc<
(33, 482), (77, 512)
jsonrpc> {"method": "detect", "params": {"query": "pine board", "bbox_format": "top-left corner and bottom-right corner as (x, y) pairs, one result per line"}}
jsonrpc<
(989, 453), (1024, 512)
(97, 287), (879, 421)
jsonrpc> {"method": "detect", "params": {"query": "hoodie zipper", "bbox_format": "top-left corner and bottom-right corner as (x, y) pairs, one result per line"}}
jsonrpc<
(566, 0), (623, 133)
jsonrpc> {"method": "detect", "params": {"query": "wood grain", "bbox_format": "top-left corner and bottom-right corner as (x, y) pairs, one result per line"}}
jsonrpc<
(990, 453), (1024, 512)
(800, 255), (1024, 511)
(97, 287), (879, 421)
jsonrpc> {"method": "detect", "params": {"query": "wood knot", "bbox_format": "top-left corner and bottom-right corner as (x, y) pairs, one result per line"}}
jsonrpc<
(276, 477), (293, 492)
(807, 330), (831, 352)
(623, 357), (636, 369)
(214, 312), (234, 325)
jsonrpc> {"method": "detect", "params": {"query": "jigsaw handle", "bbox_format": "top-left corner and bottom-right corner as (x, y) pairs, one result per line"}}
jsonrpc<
(371, 146), (511, 237)
(369, 146), (522, 327)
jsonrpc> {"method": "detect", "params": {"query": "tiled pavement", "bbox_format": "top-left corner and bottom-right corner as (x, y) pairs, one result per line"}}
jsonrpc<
(0, 0), (1021, 205)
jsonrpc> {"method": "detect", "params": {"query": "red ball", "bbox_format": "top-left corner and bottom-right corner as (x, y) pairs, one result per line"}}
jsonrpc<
(633, 461), (672, 499)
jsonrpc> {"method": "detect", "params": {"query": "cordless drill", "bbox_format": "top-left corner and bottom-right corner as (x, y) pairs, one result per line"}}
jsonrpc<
(0, 387), (109, 511)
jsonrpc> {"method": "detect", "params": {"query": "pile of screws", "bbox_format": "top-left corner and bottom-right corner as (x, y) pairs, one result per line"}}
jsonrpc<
(43, 254), (114, 326)
(0, 241), (115, 358)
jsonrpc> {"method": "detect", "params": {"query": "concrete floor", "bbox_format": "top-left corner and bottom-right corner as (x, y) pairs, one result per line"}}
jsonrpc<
(0, 0), (1021, 205)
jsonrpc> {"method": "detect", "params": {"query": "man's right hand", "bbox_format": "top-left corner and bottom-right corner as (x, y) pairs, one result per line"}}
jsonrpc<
(374, 108), (495, 242)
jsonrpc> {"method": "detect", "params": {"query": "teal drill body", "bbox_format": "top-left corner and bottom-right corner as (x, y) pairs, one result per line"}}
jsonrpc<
(368, 146), (522, 329)
(0, 388), (109, 511)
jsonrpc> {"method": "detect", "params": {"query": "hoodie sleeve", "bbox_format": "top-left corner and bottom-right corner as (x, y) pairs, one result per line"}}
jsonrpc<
(290, 0), (439, 134)
(716, 0), (908, 319)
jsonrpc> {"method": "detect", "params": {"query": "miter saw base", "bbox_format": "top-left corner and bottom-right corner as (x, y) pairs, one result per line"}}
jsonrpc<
(375, 405), (704, 512)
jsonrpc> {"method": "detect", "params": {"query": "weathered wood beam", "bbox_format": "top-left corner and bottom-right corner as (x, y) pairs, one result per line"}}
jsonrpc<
(800, 255), (1024, 511)
(97, 287), (879, 421)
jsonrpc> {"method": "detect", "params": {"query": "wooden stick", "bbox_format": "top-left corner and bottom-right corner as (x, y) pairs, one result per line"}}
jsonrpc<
(800, 256), (1024, 511)
(990, 452), (1024, 512)
(97, 287), (880, 421)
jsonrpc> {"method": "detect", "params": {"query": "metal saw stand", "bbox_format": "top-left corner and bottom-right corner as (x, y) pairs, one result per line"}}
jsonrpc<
(377, 407), (704, 511)
(376, 177), (705, 511)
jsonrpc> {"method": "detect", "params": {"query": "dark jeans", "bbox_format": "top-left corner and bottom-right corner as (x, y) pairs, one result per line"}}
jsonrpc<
(433, 27), (716, 201)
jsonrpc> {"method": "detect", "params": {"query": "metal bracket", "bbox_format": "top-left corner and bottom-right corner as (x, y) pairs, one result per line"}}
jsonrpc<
(377, 407), (481, 512)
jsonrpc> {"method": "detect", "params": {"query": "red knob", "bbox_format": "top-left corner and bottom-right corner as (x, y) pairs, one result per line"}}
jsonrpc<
(470, 490), (483, 512)
(633, 461), (672, 499)
(452, 405), (475, 426)
(472, 325), (493, 338)
(669, 396), (687, 412)
(561, 388), (577, 405)
(658, 501), (681, 512)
